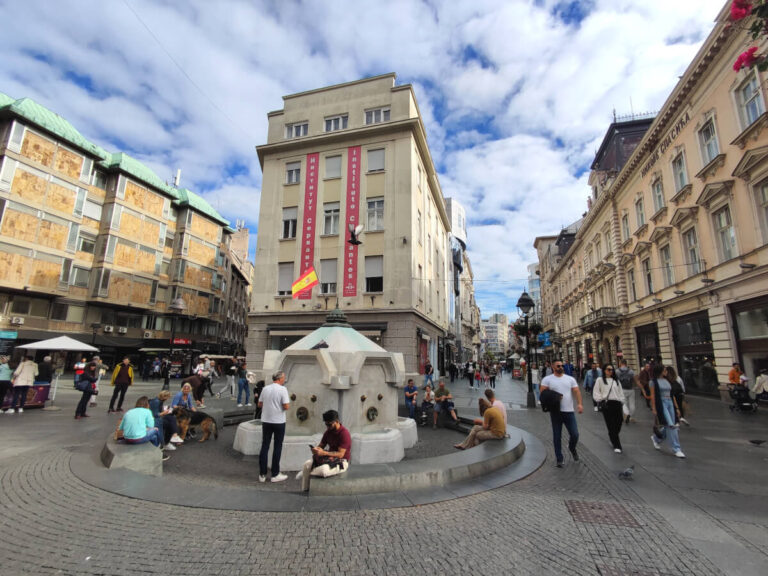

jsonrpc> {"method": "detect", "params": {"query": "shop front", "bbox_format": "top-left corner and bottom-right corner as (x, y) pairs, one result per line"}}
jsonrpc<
(671, 311), (718, 396)
(730, 295), (768, 383)
(635, 322), (661, 366)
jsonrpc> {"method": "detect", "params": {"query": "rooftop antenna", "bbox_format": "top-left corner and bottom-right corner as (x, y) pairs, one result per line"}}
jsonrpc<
(174, 169), (181, 187)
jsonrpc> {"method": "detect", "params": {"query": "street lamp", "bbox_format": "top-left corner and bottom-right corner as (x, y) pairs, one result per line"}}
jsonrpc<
(90, 322), (101, 346)
(516, 291), (536, 408)
(167, 297), (187, 388)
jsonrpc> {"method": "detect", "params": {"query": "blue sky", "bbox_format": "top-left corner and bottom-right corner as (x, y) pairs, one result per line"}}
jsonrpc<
(0, 0), (725, 319)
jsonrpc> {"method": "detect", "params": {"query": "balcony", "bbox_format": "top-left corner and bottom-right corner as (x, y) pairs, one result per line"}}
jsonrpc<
(580, 307), (621, 332)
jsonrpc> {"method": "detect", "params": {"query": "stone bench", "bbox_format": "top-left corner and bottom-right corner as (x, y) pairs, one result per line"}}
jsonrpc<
(309, 425), (525, 496)
(100, 436), (163, 477)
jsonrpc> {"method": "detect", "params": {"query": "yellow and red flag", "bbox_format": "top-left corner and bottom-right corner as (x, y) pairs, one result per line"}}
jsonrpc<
(292, 266), (319, 298)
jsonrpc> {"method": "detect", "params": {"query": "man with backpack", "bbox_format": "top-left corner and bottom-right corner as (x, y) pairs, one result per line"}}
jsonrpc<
(616, 359), (638, 424)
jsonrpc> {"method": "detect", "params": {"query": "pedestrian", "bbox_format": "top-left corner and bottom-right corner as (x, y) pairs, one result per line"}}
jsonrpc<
(75, 361), (97, 419)
(616, 359), (637, 424)
(489, 364), (497, 389)
(108, 357), (134, 414)
(90, 355), (108, 408)
(592, 364), (625, 453)
(236, 361), (251, 407)
(583, 361), (602, 412)
(540, 360), (583, 468)
(73, 356), (86, 388)
(649, 364), (685, 458)
(563, 360), (574, 377)
(0, 356), (12, 413)
(543, 361), (553, 377)
(118, 396), (163, 450)
(403, 378), (418, 420)
(9, 355), (38, 414)
(665, 365), (689, 426)
(454, 398), (505, 450)
(467, 362), (475, 389)
(530, 363), (541, 404)
(751, 368), (768, 400)
(484, 388), (507, 431)
(297, 409), (351, 492)
(423, 359), (434, 388)
(420, 384), (434, 426)
(258, 370), (291, 483)
(161, 358), (170, 391)
(638, 362), (652, 408)
(728, 363), (743, 385)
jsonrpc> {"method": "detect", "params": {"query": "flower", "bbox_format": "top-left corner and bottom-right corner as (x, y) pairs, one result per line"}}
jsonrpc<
(734, 46), (761, 70)
(731, 0), (753, 21)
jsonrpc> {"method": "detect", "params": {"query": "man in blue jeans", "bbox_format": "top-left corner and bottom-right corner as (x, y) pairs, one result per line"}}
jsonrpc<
(404, 378), (418, 419)
(257, 370), (291, 483)
(541, 360), (583, 468)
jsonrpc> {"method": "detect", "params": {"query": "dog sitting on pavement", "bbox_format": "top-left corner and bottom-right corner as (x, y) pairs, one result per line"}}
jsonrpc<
(172, 406), (218, 442)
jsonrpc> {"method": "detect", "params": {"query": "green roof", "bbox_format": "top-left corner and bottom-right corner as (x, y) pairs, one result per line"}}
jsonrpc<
(175, 188), (229, 225)
(0, 92), (108, 159)
(102, 152), (179, 200)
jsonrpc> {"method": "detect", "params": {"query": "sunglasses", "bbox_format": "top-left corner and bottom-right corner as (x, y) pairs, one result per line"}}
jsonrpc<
(605, 368), (614, 372)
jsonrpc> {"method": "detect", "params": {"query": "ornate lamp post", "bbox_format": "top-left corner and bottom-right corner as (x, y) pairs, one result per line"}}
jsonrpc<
(516, 291), (536, 408)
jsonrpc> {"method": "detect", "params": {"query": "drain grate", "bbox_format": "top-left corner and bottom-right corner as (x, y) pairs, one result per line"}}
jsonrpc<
(565, 500), (640, 527)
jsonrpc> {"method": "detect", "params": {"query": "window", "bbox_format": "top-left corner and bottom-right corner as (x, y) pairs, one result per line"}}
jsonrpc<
(105, 236), (117, 262)
(621, 214), (630, 241)
(110, 204), (122, 230)
(367, 197), (384, 231)
(60, 259), (72, 284)
(115, 176), (126, 199)
(8, 121), (25, 153)
(368, 148), (385, 172)
(320, 259), (337, 294)
(66, 223), (79, 252)
(79, 157), (93, 184)
(671, 153), (688, 192)
(417, 210), (422, 244)
(73, 188), (86, 218)
(713, 205), (736, 261)
(758, 182), (768, 241)
(282, 207), (297, 239)
(98, 269), (111, 297)
(635, 198), (645, 228)
(322, 202), (340, 235)
(737, 73), (764, 128)
(286, 122), (308, 138)
(286, 161), (301, 185)
(699, 119), (719, 165)
(365, 256), (383, 292)
(652, 180), (665, 212)
(72, 267), (90, 287)
(325, 115), (348, 132)
(682, 227), (700, 276)
(278, 262), (293, 295)
(50, 303), (84, 323)
(83, 200), (102, 221)
(660, 245), (674, 287)
(642, 257), (653, 295)
(325, 155), (341, 179)
(77, 235), (95, 254)
(365, 107), (390, 125)
(627, 269), (637, 301)
(595, 238), (602, 260)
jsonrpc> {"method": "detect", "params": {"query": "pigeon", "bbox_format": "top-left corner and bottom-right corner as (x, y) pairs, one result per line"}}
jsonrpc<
(348, 223), (364, 245)
(618, 465), (635, 480)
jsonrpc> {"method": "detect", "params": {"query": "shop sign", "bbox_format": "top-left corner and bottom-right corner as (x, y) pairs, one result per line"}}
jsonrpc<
(343, 146), (361, 297)
(172, 338), (191, 345)
(0, 331), (18, 339)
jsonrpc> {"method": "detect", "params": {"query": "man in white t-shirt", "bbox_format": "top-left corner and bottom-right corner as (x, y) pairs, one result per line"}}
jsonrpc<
(257, 370), (291, 483)
(540, 360), (583, 468)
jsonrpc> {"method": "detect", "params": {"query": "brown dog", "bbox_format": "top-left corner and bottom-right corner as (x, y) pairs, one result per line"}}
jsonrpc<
(172, 406), (218, 442)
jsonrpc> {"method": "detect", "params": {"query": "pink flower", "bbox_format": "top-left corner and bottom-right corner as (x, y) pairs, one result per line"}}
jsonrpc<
(734, 46), (761, 70)
(731, 0), (753, 21)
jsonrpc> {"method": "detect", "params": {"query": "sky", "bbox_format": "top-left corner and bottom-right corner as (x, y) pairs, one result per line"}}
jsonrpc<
(0, 0), (727, 320)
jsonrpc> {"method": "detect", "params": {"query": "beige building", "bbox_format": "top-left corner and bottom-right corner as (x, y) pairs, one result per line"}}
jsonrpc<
(248, 74), (454, 377)
(459, 250), (482, 362)
(536, 3), (768, 398)
(482, 313), (508, 358)
(0, 93), (250, 364)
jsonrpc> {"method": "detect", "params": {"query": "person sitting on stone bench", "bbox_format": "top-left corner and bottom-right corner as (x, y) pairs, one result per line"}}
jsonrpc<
(454, 398), (505, 450)
(433, 379), (459, 429)
(296, 410), (351, 492)
(117, 396), (169, 460)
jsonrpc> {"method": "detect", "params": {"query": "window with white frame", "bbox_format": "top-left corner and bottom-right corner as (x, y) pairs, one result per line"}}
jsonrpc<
(83, 200), (102, 221)
(652, 179), (665, 212)
(365, 107), (390, 125)
(323, 202), (340, 235)
(417, 210), (422, 244)
(713, 205), (737, 261)
(671, 152), (688, 192)
(699, 119), (720, 165)
(642, 257), (653, 295)
(281, 207), (297, 239)
(660, 244), (674, 287)
(627, 268), (637, 301)
(365, 256), (383, 292)
(367, 197), (384, 231)
(635, 197), (645, 228)
(367, 148), (385, 172)
(320, 258), (337, 294)
(682, 227), (700, 276)
(277, 262), (293, 295)
(71, 267), (90, 288)
(77, 235), (95, 254)
(595, 238), (602, 260)
(621, 213), (630, 241)
(324, 115), (348, 132)
(736, 72), (765, 129)
(325, 155), (341, 179)
(286, 122), (308, 139)
(286, 161), (301, 184)
(758, 181), (768, 241)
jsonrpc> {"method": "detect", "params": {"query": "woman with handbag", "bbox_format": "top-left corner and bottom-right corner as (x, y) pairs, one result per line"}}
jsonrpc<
(592, 364), (626, 453)
(75, 362), (98, 420)
(649, 364), (685, 458)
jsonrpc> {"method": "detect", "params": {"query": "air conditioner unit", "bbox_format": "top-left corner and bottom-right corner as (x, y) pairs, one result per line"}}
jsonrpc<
(11, 317), (24, 325)
(117, 327), (127, 334)
(103, 325), (114, 333)
(143, 331), (153, 339)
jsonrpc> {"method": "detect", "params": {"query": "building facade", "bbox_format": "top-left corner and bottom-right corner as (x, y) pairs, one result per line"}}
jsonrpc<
(481, 313), (508, 358)
(536, 4), (768, 398)
(0, 93), (250, 366)
(248, 74), (454, 378)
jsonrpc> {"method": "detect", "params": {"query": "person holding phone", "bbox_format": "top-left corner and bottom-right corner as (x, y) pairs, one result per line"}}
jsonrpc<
(297, 410), (351, 491)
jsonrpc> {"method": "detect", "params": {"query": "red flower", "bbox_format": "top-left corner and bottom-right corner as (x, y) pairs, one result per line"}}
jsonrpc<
(734, 46), (761, 70)
(731, 0), (753, 21)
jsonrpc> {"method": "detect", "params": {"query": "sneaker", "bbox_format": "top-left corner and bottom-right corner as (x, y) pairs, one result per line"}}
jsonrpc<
(556, 461), (564, 468)
(116, 408), (123, 413)
(246, 403), (252, 406)
(170, 434), (184, 445)
(295, 470), (303, 480)
(18, 408), (23, 413)
(164, 443), (176, 451)
(674, 450), (686, 458)
(594, 406), (599, 412)
(258, 475), (266, 483)
(625, 415), (630, 424)
(162, 454), (171, 462)
(271, 473), (288, 483)
(108, 409), (115, 414)
(237, 403), (243, 408)
(570, 448), (579, 462)
(614, 448), (622, 454)
(651, 435), (661, 450)
(680, 417), (690, 426)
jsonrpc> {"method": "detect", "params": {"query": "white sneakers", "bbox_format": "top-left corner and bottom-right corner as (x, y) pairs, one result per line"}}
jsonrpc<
(246, 403), (252, 406)
(258, 475), (266, 483)
(271, 473), (288, 483)
(614, 448), (622, 454)
(17, 408), (23, 413)
(651, 435), (661, 450)
(164, 443), (176, 451)
(593, 406), (599, 412)
(237, 404), (243, 408)
(170, 434), (184, 445)
(674, 450), (686, 458)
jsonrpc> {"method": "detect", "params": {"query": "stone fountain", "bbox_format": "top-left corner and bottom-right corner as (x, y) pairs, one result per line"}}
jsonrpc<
(233, 307), (417, 471)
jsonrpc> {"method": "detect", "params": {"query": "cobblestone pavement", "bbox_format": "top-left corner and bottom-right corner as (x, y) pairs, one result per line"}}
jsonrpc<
(0, 373), (766, 575)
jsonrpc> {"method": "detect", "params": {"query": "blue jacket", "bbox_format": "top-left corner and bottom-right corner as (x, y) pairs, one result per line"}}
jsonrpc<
(171, 391), (194, 410)
(583, 368), (602, 389)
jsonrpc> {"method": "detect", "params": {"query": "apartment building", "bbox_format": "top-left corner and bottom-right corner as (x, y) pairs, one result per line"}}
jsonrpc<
(481, 313), (508, 358)
(248, 74), (453, 377)
(536, 3), (768, 398)
(0, 93), (250, 364)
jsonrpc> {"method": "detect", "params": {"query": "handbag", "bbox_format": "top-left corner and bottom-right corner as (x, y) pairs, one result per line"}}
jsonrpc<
(75, 379), (92, 392)
(596, 378), (616, 412)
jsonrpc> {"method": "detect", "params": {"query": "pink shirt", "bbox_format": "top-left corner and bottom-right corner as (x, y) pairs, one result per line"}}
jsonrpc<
(492, 399), (507, 430)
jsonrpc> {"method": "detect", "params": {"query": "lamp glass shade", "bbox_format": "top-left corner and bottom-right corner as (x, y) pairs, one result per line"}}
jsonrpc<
(516, 291), (535, 315)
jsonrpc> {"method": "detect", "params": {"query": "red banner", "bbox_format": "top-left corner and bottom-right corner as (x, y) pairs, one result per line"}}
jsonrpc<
(299, 153), (319, 299)
(343, 146), (361, 297)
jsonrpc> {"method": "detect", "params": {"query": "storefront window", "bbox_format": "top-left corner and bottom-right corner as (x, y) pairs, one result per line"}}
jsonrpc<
(671, 312), (717, 395)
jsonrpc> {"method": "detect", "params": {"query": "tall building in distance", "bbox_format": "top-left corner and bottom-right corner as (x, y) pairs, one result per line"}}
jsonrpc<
(248, 74), (454, 378)
(481, 313), (508, 358)
(527, 262), (542, 324)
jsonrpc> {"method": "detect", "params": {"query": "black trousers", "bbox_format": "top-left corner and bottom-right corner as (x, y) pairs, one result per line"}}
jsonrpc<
(109, 382), (129, 411)
(601, 400), (624, 450)
(76, 390), (92, 417)
(259, 422), (286, 476)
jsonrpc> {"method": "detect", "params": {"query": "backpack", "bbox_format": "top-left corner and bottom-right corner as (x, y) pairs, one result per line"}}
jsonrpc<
(617, 368), (634, 390)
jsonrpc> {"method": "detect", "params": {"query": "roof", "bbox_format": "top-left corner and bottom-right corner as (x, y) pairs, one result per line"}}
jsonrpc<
(175, 187), (229, 225)
(0, 92), (109, 159)
(102, 152), (179, 200)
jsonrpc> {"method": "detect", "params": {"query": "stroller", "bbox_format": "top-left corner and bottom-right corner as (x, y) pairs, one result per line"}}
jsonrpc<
(728, 384), (758, 413)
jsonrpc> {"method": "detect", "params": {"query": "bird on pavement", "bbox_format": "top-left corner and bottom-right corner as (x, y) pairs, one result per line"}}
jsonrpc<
(618, 465), (635, 480)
